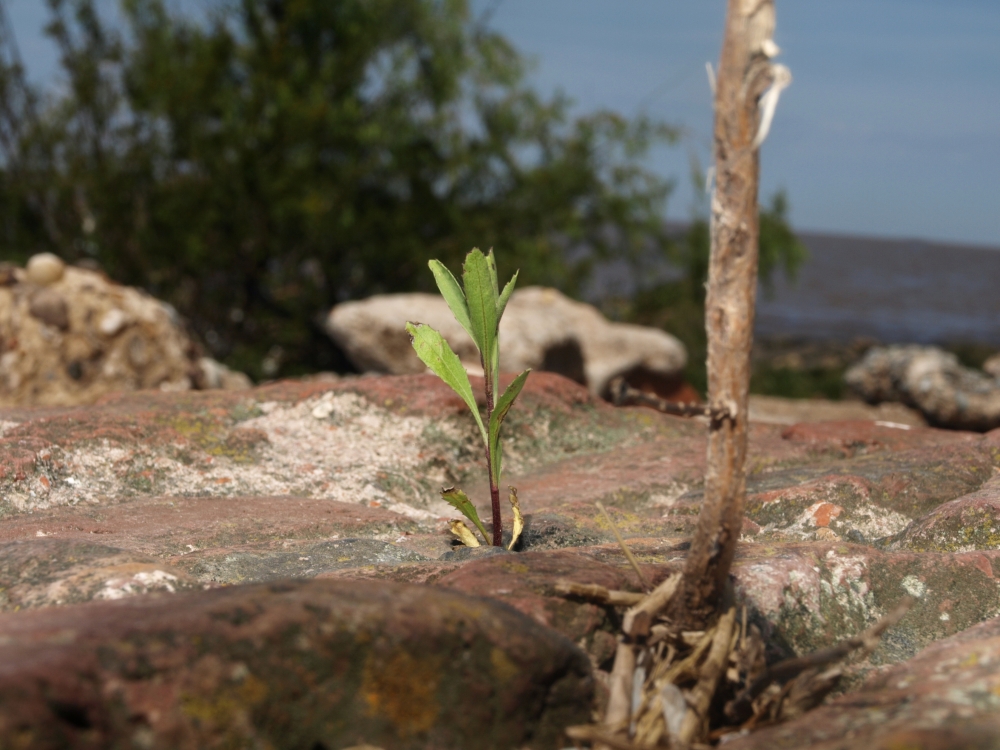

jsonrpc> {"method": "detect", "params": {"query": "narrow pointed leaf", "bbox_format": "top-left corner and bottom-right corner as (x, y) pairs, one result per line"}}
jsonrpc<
(485, 248), (500, 297)
(496, 269), (518, 322)
(490, 337), (500, 399)
(442, 487), (491, 543)
(489, 369), (530, 446)
(507, 487), (524, 551)
(462, 249), (499, 386)
(406, 323), (486, 443)
(428, 260), (474, 342)
(488, 369), (530, 485)
(489, 435), (503, 488)
(449, 519), (481, 548)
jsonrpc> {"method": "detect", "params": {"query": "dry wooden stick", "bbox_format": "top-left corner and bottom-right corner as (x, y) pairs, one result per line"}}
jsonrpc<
(622, 573), (681, 638)
(553, 580), (646, 607)
(667, 0), (788, 629)
(565, 724), (644, 750)
(678, 607), (738, 744)
(596, 501), (651, 592)
(724, 597), (913, 724)
(609, 377), (725, 419)
(604, 641), (637, 737)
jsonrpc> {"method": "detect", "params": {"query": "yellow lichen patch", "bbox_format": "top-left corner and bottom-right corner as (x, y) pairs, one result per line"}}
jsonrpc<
(502, 562), (529, 575)
(593, 507), (643, 532)
(361, 650), (440, 736)
(180, 672), (268, 728)
(960, 652), (979, 668)
(490, 647), (519, 686)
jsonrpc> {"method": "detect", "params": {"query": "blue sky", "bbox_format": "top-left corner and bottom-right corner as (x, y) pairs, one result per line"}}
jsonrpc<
(8, 0), (999, 246)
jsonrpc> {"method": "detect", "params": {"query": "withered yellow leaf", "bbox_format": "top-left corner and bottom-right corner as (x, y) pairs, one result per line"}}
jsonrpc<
(449, 519), (481, 547)
(508, 486), (524, 551)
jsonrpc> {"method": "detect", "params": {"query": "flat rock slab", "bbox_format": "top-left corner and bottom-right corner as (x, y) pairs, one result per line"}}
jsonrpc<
(0, 577), (591, 750)
(2, 372), (1000, 745)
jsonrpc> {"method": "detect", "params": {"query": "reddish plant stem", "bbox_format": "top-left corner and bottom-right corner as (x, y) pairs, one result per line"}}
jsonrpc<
(485, 378), (502, 547)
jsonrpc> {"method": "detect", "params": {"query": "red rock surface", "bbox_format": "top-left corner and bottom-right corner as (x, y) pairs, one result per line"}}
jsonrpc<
(0, 371), (998, 747)
(0, 578), (591, 749)
(724, 613), (1000, 749)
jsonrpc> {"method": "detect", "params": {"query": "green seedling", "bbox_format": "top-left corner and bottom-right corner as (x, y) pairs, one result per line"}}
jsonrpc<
(406, 248), (530, 548)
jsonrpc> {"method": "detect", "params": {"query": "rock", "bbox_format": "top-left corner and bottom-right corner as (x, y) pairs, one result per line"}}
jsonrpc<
(325, 287), (687, 398)
(195, 356), (253, 390)
(748, 394), (925, 427)
(28, 287), (69, 330)
(1, 371), (1000, 742)
(25, 252), (65, 286)
(722, 614), (1000, 750)
(984, 352), (1000, 378)
(0, 262), (18, 286)
(0, 262), (251, 406)
(846, 344), (1000, 430)
(0, 578), (592, 750)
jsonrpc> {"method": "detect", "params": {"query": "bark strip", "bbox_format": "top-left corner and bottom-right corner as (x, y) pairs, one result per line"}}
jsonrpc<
(669, 0), (787, 627)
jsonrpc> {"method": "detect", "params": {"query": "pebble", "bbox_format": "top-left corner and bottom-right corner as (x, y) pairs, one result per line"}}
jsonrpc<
(25, 253), (66, 286)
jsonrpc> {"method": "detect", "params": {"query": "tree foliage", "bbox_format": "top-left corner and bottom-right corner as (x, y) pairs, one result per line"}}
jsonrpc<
(0, 0), (679, 378)
(0, 0), (804, 384)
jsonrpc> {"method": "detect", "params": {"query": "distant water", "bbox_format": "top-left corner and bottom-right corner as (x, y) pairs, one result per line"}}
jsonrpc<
(756, 232), (1000, 345)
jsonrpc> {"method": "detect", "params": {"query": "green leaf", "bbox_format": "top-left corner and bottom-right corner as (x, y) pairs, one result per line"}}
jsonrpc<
(406, 322), (486, 443)
(428, 259), (474, 342)
(485, 248), (500, 298)
(488, 369), (530, 484)
(462, 248), (499, 386)
(496, 269), (518, 322)
(441, 486), (490, 544)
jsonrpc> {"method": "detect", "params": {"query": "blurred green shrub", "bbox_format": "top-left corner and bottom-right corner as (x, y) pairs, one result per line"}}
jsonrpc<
(0, 0), (682, 378)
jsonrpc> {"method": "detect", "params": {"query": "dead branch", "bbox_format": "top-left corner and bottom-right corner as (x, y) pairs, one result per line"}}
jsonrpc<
(622, 573), (682, 638)
(553, 580), (646, 607)
(604, 641), (637, 738)
(667, 0), (788, 629)
(724, 598), (913, 724)
(679, 607), (739, 743)
(596, 501), (651, 592)
(609, 377), (727, 419)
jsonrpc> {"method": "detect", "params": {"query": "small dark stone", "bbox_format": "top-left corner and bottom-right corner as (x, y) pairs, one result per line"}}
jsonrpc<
(846, 528), (867, 544)
(47, 700), (92, 729)
(66, 360), (84, 380)
(0, 262), (17, 286)
(28, 288), (69, 330)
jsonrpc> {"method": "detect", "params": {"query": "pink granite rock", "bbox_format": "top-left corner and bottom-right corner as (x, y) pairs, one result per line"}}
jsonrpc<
(0, 371), (998, 746)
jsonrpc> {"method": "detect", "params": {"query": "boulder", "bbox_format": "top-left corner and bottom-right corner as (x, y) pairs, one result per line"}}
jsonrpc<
(845, 344), (1000, 430)
(0, 577), (592, 750)
(0, 255), (250, 406)
(325, 286), (687, 398)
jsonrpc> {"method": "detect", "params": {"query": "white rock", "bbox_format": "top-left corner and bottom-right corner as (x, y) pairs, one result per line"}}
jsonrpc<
(197, 357), (252, 390)
(0, 266), (253, 407)
(325, 286), (687, 397)
(25, 253), (66, 286)
(98, 308), (128, 336)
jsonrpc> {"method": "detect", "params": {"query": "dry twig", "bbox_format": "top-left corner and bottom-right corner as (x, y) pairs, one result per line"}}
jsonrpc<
(597, 501), (651, 592)
(554, 581), (646, 607)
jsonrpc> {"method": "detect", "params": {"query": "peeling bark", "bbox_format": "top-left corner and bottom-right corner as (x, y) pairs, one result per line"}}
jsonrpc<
(669, 0), (789, 627)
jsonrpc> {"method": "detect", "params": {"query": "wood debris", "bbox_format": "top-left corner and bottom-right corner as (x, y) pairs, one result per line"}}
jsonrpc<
(558, 566), (913, 748)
